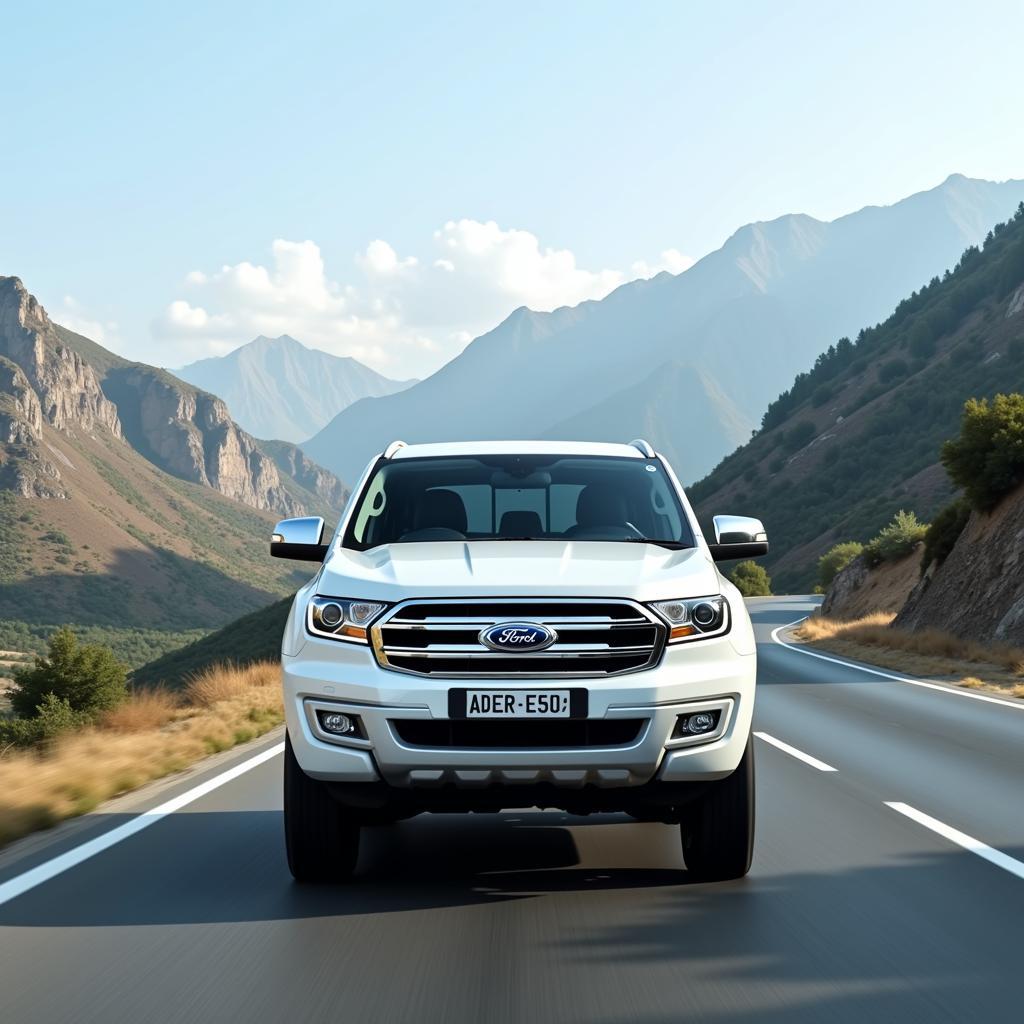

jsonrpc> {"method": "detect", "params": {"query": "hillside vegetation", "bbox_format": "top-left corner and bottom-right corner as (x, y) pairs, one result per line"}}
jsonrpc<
(0, 278), (345, 660)
(691, 202), (1024, 591)
(132, 596), (293, 687)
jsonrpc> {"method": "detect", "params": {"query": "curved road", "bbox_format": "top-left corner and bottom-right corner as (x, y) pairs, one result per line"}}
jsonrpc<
(2, 596), (1023, 1022)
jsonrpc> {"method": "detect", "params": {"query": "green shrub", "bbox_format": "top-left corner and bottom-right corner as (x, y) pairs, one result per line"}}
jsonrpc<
(817, 541), (864, 589)
(879, 358), (909, 383)
(784, 421), (816, 452)
(729, 560), (772, 597)
(941, 394), (1024, 511)
(9, 628), (128, 718)
(863, 510), (928, 567)
(921, 497), (971, 571)
(0, 694), (90, 748)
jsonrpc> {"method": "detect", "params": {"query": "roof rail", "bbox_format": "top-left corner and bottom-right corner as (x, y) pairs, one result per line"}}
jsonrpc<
(383, 440), (408, 459)
(629, 438), (655, 457)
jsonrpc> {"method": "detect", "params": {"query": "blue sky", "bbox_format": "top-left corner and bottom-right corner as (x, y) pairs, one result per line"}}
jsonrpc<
(2, 1), (1023, 376)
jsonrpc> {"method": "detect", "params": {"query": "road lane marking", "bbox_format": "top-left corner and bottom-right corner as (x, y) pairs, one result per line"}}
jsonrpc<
(753, 731), (837, 772)
(0, 741), (285, 908)
(885, 802), (1024, 881)
(770, 618), (1024, 712)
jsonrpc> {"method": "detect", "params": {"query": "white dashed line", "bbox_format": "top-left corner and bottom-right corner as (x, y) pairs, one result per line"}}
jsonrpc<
(886, 802), (1024, 881)
(753, 731), (837, 772)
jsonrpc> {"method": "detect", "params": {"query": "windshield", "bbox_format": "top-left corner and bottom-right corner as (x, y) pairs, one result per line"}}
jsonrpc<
(343, 454), (695, 550)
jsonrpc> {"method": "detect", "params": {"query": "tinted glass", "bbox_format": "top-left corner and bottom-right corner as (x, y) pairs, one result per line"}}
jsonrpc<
(344, 455), (693, 549)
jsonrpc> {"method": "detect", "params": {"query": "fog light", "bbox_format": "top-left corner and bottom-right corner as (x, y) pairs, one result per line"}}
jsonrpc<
(320, 711), (355, 735)
(673, 709), (721, 739)
(686, 712), (716, 733)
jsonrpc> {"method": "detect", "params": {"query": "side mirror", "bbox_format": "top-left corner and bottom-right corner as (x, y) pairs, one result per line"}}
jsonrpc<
(270, 516), (329, 561)
(708, 514), (769, 563)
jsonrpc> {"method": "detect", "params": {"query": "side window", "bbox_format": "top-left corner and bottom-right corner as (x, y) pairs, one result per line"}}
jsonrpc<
(549, 484), (583, 533)
(353, 471), (387, 543)
(649, 476), (682, 539)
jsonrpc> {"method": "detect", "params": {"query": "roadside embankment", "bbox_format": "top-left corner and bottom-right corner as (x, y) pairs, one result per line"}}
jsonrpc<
(794, 613), (1024, 699)
(0, 661), (283, 848)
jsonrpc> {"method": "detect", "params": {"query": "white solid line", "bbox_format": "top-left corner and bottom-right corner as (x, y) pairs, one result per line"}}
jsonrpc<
(886, 802), (1024, 881)
(770, 617), (1024, 711)
(753, 731), (837, 772)
(0, 740), (285, 908)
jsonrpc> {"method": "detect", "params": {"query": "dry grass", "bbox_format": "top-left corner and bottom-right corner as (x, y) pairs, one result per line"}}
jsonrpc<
(794, 614), (1024, 697)
(0, 660), (283, 849)
(99, 687), (180, 732)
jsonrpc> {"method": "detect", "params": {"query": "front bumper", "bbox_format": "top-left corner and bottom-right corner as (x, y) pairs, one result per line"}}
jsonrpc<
(283, 629), (756, 790)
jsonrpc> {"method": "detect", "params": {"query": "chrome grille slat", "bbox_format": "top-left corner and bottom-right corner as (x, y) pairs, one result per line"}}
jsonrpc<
(380, 645), (655, 657)
(384, 619), (649, 629)
(371, 599), (666, 678)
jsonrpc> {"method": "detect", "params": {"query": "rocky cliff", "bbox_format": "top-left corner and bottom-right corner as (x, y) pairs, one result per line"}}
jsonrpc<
(0, 277), (345, 516)
(0, 278), (121, 437)
(101, 364), (300, 514)
(258, 438), (350, 510)
(895, 482), (1024, 643)
(821, 547), (924, 619)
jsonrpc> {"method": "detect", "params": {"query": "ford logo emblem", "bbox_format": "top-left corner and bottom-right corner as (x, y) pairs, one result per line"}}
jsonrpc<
(479, 621), (557, 653)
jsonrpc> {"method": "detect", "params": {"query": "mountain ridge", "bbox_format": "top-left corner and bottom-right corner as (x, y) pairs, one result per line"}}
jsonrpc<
(304, 174), (1024, 485)
(688, 199), (1024, 591)
(176, 333), (416, 443)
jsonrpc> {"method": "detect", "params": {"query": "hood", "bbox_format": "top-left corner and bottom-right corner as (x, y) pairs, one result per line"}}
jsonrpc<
(317, 540), (722, 603)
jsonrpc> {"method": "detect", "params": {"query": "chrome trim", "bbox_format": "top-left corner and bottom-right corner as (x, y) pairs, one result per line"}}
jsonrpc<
(383, 439), (408, 459)
(661, 698), (734, 749)
(271, 516), (324, 545)
(713, 514), (768, 545)
(371, 597), (666, 679)
(303, 698), (375, 749)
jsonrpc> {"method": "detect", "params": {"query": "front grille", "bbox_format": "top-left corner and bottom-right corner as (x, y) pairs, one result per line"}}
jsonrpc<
(371, 599), (665, 678)
(391, 719), (645, 749)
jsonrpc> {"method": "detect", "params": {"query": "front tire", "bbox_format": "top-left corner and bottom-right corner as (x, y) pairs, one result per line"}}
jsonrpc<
(680, 735), (755, 881)
(284, 732), (360, 882)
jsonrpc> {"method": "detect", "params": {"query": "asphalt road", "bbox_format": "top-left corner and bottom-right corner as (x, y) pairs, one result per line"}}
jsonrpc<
(2, 595), (1023, 1023)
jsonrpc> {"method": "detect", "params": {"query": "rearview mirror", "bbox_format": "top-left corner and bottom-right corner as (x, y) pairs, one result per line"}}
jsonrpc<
(708, 514), (769, 563)
(270, 516), (329, 561)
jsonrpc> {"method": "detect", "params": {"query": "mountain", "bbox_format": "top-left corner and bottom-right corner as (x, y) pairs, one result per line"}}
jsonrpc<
(176, 334), (416, 443)
(688, 200), (1024, 592)
(0, 277), (347, 665)
(304, 175), (1024, 485)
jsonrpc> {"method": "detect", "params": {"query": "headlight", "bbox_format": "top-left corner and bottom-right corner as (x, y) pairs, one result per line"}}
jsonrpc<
(650, 595), (729, 643)
(307, 596), (387, 643)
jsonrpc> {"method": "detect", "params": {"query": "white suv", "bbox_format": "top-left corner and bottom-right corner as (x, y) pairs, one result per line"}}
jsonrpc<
(271, 440), (768, 882)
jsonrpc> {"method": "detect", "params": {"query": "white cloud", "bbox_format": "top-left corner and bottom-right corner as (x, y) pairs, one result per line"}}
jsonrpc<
(153, 224), (693, 376)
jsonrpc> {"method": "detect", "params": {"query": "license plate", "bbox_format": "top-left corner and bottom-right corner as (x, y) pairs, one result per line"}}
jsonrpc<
(449, 689), (581, 718)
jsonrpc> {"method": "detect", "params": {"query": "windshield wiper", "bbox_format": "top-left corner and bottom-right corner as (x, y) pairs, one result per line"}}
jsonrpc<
(621, 538), (692, 550)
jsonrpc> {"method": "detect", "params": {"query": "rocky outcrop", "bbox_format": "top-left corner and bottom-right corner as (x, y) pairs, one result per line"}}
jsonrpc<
(895, 482), (1024, 643)
(108, 366), (302, 515)
(821, 546), (923, 619)
(259, 439), (350, 509)
(0, 278), (122, 437)
(0, 357), (43, 443)
(0, 276), (347, 517)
